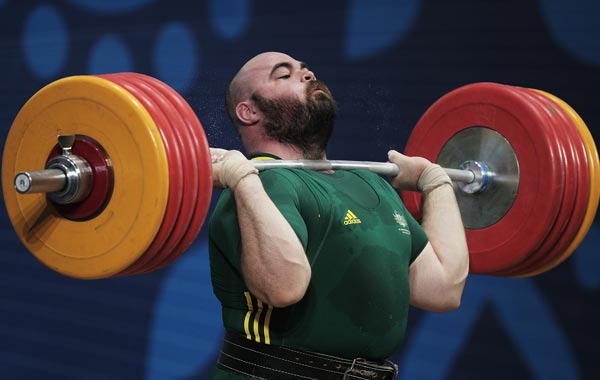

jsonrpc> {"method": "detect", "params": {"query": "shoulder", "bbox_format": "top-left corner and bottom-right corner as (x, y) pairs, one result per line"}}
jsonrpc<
(258, 167), (299, 182)
(351, 169), (395, 191)
(258, 168), (309, 192)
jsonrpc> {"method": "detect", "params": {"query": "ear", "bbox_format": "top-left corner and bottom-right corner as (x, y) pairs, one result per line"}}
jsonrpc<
(236, 101), (260, 125)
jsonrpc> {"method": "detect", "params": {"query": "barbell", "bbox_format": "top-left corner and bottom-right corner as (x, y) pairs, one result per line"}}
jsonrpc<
(1, 73), (598, 279)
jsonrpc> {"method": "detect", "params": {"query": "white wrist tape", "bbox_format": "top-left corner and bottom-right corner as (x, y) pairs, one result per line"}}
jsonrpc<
(417, 164), (452, 193)
(220, 153), (259, 189)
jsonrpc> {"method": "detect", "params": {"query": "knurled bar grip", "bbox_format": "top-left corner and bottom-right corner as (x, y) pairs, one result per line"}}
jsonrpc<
(14, 160), (476, 195)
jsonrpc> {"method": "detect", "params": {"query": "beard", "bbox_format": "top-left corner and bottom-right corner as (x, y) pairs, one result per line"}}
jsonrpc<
(251, 80), (337, 160)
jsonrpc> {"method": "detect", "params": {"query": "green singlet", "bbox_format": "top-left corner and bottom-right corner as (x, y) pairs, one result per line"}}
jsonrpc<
(208, 155), (429, 380)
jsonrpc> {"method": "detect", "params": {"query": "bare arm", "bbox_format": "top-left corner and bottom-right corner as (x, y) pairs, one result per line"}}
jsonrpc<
(388, 150), (469, 312)
(211, 149), (311, 308)
(408, 183), (469, 311)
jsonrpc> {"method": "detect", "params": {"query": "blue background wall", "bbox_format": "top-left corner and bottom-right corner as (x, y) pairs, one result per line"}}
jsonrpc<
(1, 0), (599, 379)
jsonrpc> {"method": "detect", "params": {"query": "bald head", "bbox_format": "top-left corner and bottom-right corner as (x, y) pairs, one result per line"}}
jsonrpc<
(226, 52), (308, 129)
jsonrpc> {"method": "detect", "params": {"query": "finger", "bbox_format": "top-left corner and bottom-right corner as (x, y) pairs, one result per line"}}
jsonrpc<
(210, 147), (227, 163)
(387, 149), (405, 163)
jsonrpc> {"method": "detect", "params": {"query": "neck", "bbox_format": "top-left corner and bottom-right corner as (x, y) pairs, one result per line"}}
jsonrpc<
(240, 126), (326, 160)
(249, 141), (327, 160)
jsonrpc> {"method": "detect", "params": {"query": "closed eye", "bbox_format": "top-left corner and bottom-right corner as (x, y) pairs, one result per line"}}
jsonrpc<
(277, 74), (290, 79)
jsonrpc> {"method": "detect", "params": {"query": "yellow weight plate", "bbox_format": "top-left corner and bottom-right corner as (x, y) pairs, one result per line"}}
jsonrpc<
(524, 90), (600, 276)
(1, 76), (169, 279)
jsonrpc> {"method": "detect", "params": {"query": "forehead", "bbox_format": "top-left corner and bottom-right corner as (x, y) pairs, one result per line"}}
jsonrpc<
(243, 52), (301, 76)
(233, 52), (305, 98)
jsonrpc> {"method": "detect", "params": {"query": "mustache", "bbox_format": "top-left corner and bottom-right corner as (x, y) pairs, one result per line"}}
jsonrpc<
(306, 80), (337, 111)
(306, 79), (333, 97)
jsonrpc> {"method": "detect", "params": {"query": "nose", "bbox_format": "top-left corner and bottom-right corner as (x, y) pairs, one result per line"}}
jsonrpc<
(301, 70), (316, 82)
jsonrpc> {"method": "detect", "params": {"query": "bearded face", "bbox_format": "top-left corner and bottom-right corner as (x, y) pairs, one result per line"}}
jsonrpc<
(251, 80), (337, 160)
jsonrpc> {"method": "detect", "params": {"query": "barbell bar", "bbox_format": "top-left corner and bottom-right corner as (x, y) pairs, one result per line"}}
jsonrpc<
(14, 155), (481, 197)
(2, 73), (598, 280)
(254, 160), (480, 185)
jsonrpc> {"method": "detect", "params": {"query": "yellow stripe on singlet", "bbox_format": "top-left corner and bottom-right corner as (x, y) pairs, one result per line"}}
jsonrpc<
(243, 292), (273, 344)
(264, 305), (273, 344)
(253, 299), (263, 343)
(243, 292), (254, 340)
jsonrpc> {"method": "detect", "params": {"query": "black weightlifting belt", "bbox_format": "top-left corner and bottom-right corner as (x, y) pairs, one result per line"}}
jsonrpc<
(217, 332), (399, 380)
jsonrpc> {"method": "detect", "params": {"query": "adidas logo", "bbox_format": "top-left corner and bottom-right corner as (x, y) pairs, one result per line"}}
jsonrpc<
(343, 209), (362, 225)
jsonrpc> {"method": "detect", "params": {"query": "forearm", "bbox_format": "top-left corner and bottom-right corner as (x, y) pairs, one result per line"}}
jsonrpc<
(234, 175), (311, 307)
(387, 151), (469, 310)
(420, 183), (469, 299)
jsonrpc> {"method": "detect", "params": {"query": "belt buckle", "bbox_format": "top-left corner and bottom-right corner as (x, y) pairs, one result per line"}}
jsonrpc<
(342, 357), (399, 380)
(343, 357), (364, 380)
(385, 359), (399, 380)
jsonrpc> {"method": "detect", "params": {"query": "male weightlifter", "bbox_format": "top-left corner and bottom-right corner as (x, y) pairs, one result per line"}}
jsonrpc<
(208, 51), (469, 379)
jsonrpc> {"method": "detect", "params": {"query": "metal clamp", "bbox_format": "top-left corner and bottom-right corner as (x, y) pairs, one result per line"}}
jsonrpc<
(457, 160), (492, 194)
(14, 135), (93, 204)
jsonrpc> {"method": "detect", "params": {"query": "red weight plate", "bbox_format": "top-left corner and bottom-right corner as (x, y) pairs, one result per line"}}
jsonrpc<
(133, 74), (212, 272)
(117, 73), (199, 274)
(98, 74), (185, 276)
(493, 87), (576, 276)
(401, 83), (564, 274)
(111, 74), (190, 276)
(525, 90), (599, 276)
(496, 88), (577, 275)
(509, 88), (590, 276)
(47, 136), (114, 220)
(124, 75), (198, 273)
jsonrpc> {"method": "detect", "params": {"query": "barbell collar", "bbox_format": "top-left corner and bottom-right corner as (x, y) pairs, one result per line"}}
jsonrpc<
(457, 160), (490, 194)
(15, 154), (93, 204)
(45, 154), (93, 204)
